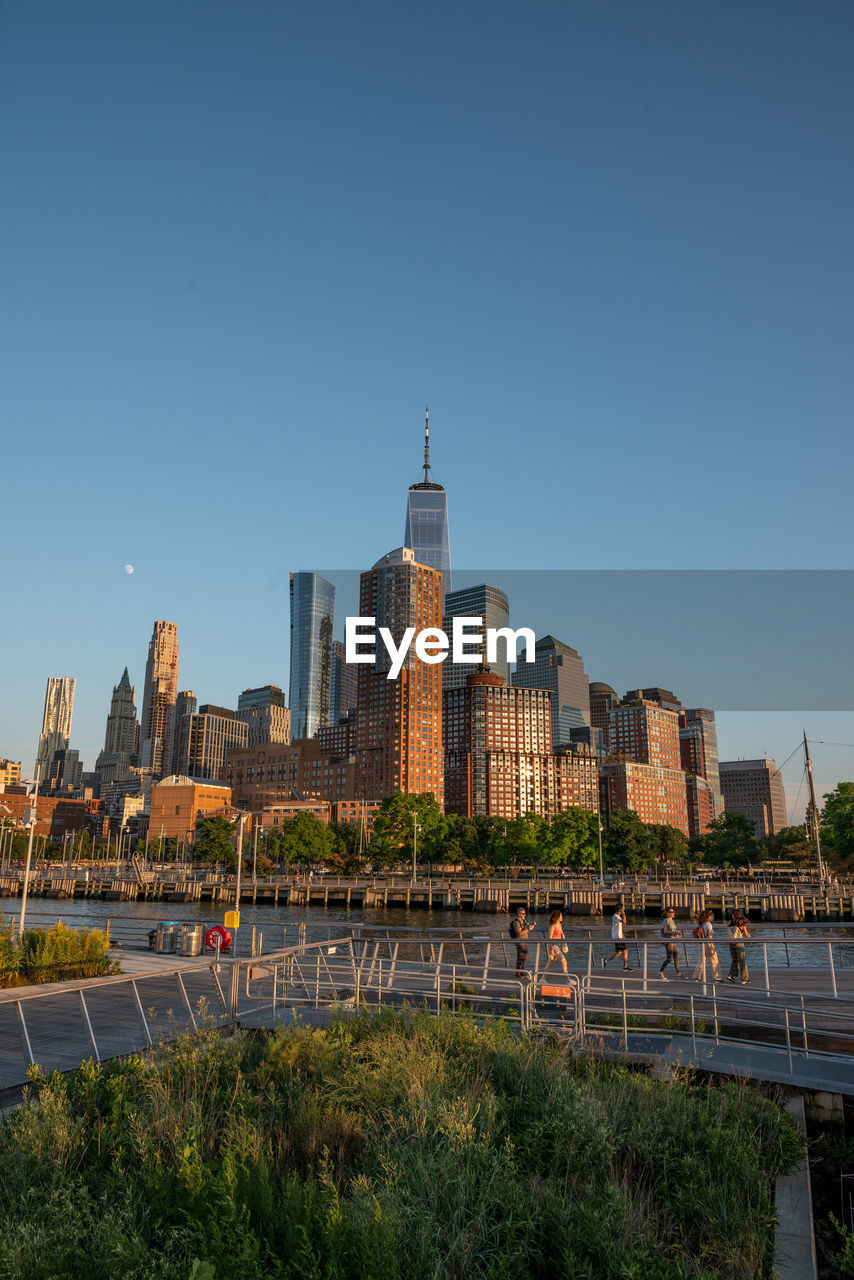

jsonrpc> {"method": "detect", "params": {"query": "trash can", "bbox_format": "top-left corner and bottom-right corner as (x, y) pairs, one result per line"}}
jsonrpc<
(155, 921), (180, 954)
(180, 923), (204, 957)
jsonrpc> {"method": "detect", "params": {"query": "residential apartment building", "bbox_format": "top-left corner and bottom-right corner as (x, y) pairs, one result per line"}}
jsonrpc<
(177, 706), (249, 781)
(236, 685), (291, 748)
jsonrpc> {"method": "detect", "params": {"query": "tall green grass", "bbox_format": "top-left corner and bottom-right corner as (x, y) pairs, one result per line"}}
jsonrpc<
(0, 1011), (800, 1279)
(0, 920), (117, 987)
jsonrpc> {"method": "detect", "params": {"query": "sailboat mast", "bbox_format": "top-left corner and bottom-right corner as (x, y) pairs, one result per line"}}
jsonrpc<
(803, 731), (825, 880)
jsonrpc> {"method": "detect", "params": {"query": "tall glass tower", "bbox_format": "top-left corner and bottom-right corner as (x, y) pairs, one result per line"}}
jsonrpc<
(404, 405), (451, 591)
(289, 572), (335, 740)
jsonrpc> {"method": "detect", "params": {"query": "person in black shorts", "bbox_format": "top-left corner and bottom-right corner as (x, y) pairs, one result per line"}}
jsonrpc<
(509, 907), (536, 977)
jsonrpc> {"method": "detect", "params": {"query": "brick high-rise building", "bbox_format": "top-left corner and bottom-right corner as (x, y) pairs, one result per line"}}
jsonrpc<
(34, 676), (76, 783)
(601, 760), (690, 834)
(354, 547), (444, 804)
(604, 693), (689, 834)
(719, 758), (787, 837)
(444, 674), (553, 818)
(611, 696), (681, 769)
(512, 635), (590, 746)
(236, 685), (290, 748)
(226, 737), (354, 808)
(140, 621), (179, 775)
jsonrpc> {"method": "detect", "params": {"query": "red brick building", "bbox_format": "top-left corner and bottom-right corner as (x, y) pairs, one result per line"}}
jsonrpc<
(354, 548), (444, 804)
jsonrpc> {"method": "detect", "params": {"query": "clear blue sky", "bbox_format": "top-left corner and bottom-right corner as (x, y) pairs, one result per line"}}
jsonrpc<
(2, 2), (852, 806)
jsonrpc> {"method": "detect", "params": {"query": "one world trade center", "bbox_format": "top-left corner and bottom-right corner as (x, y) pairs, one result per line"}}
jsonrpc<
(404, 405), (452, 592)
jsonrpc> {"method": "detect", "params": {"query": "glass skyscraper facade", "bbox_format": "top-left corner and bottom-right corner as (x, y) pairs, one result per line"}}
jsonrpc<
(443, 583), (511, 688)
(289, 572), (335, 740)
(403, 406), (451, 589)
(511, 634), (591, 746)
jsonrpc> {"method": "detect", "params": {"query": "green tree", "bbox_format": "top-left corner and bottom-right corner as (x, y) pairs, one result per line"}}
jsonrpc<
(604, 809), (654, 872)
(821, 782), (854, 864)
(698, 812), (762, 868)
(276, 812), (338, 869)
(542, 807), (599, 869)
(648, 823), (689, 866)
(194, 815), (237, 869)
(370, 792), (446, 870)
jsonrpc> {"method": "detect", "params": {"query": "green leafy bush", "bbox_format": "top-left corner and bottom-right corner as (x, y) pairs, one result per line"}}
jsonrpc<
(0, 921), (117, 987)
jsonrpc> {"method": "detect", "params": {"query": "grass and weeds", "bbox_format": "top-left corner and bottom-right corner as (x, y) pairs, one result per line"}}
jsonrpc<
(0, 920), (117, 987)
(0, 1010), (800, 1279)
(808, 1101), (854, 1278)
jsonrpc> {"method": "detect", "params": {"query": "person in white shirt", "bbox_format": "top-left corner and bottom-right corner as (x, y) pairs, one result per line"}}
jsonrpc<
(692, 909), (722, 981)
(602, 905), (634, 971)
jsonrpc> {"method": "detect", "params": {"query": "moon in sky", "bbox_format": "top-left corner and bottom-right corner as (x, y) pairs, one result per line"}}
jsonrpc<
(124, 564), (134, 575)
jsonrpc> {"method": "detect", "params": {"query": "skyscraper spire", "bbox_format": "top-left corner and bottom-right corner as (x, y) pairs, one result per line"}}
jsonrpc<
(404, 404), (452, 591)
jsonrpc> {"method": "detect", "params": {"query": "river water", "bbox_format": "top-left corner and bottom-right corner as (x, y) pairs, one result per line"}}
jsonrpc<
(7, 896), (853, 973)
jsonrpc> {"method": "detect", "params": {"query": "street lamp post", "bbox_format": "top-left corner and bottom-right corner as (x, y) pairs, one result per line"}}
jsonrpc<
(597, 816), (605, 885)
(18, 781), (40, 941)
(412, 812), (418, 887)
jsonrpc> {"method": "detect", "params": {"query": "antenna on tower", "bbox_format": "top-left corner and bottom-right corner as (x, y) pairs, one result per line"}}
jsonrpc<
(423, 402), (430, 482)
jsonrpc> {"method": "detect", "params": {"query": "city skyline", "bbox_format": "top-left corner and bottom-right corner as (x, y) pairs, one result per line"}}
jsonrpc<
(1, 4), (853, 808)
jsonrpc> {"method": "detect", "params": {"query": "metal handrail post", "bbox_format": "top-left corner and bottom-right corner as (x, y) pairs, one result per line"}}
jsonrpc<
(131, 979), (153, 1046)
(690, 995), (697, 1056)
(642, 939), (648, 993)
(828, 941), (838, 998)
(15, 1001), (34, 1066)
(763, 942), (770, 998)
(176, 972), (197, 1030)
(481, 942), (491, 992)
(621, 979), (628, 1049)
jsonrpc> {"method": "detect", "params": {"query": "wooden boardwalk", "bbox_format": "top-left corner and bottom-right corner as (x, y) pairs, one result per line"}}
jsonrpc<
(1, 944), (852, 1097)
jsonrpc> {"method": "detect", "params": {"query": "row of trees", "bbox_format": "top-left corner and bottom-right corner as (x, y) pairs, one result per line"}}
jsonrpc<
(7, 782), (853, 875)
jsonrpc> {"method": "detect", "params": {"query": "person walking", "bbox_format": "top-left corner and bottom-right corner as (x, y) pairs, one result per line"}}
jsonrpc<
(692, 909), (721, 982)
(542, 909), (569, 978)
(509, 907), (536, 978)
(727, 912), (750, 984)
(658, 907), (682, 979)
(602, 904), (634, 972)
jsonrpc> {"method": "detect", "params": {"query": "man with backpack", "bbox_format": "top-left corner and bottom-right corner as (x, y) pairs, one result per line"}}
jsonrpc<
(509, 907), (536, 978)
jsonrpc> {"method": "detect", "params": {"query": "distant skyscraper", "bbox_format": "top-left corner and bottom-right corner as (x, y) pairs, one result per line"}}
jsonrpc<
(589, 682), (619, 752)
(178, 704), (249, 781)
(354, 547), (444, 803)
(512, 635), (590, 745)
(719, 758), (787, 837)
(289, 573), (335, 739)
(236, 685), (290, 748)
(102, 668), (139, 757)
(140, 621), (179, 775)
(330, 642), (358, 725)
(443, 583), (510, 689)
(403, 406), (451, 592)
(34, 676), (76, 783)
(170, 691), (198, 774)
